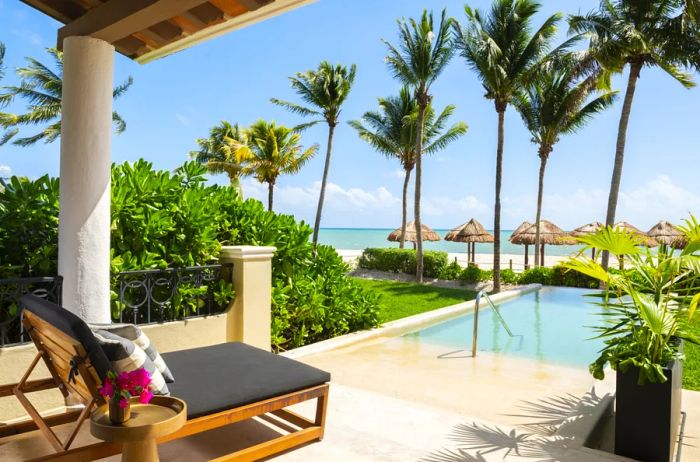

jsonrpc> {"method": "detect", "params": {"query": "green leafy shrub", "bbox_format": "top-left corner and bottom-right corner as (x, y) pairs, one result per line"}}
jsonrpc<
(500, 269), (519, 285)
(439, 259), (463, 280)
(0, 175), (59, 277)
(0, 161), (380, 350)
(358, 248), (448, 278)
(550, 265), (598, 288)
(458, 263), (492, 283)
(518, 266), (554, 285)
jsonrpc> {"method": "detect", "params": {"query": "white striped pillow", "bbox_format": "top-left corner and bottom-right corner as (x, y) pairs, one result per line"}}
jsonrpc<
(93, 330), (169, 395)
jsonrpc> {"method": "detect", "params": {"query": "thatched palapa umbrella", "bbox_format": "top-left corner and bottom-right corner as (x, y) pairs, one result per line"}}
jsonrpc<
(511, 220), (576, 267)
(571, 221), (603, 258)
(613, 221), (657, 246)
(647, 220), (686, 249)
(388, 221), (440, 249)
(509, 221), (533, 269)
(445, 219), (494, 264)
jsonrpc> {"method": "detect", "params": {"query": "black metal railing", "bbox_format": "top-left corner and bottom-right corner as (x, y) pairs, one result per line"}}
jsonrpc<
(113, 264), (232, 325)
(0, 264), (233, 346)
(0, 276), (63, 347)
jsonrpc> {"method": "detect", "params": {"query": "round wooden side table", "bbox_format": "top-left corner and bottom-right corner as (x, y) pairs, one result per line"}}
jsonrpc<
(90, 396), (186, 462)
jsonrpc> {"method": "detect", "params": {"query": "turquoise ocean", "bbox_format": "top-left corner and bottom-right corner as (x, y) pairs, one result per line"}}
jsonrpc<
(316, 228), (584, 257)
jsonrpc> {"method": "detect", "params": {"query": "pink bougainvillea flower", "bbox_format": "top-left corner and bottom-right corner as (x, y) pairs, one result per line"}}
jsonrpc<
(118, 397), (129, 409)
(98, 380), (114, 398)
(116, 372), (130, 389)
(139, 390), (154, 404)
(131, 368), (152, 388)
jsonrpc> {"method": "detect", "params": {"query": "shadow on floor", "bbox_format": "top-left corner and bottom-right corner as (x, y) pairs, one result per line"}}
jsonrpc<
(421, 389), (609, 462)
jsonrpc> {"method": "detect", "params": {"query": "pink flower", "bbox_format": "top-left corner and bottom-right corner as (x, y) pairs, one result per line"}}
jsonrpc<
(118, 397), (129, 409)
(99, 380), (114, 398)
(130, 368), (151, 389)
(116, 372), (130, 390)
(139, 390), (154, 404)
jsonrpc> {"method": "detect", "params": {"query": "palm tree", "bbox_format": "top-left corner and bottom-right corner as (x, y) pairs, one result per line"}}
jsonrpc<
(271, 62), (356, 249)
(384, 9), (454, 283)
(239, 120), (318, 211)
(0, 41), (14, 146)
(0, 48), (132, 146)
(453, 0), (560, 292)
(349, 86), (467, 249)
(514, 58), (617, 266)
(190, 121), (250, 195)
(569, 0), (700, 269)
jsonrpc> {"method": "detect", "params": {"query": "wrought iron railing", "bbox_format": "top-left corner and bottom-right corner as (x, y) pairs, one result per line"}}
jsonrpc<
(0, 276), (63, 347)
(112, 264), (233, 325)
(0, 264), (233, 346)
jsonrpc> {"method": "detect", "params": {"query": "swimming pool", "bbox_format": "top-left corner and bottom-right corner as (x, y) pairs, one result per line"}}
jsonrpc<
(401, 287), (604, 367)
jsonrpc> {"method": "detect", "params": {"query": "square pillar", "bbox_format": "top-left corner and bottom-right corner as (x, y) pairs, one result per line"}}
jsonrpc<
(219, 246), (277, 351)
(58, 36), (114, 323)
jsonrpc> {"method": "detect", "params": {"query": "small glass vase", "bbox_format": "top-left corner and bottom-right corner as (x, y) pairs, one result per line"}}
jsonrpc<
(109, 398), (131, 425)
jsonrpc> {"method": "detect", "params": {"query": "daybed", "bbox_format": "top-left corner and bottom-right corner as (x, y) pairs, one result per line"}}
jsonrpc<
(0, 294), (330, 461)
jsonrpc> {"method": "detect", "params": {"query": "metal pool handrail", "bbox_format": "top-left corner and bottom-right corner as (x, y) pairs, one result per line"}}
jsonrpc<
(472, 290), (514, 357)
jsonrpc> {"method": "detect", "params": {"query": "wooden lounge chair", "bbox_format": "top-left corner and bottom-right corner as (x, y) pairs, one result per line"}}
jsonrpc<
(0, 295), (330, 461)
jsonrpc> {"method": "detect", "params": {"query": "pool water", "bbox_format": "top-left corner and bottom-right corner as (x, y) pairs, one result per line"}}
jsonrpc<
(402, 287), (604, 367)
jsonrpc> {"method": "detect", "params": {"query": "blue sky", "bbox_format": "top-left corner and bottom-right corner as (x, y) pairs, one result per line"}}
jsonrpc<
(1, 0), (699, 230)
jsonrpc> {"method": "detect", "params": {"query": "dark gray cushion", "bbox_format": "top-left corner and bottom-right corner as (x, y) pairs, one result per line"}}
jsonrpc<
(163, 342), (330, 419)
(19, 294), (112, 381)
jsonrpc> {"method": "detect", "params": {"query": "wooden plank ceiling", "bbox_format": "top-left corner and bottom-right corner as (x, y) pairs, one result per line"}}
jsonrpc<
(20, 0), (310, 63)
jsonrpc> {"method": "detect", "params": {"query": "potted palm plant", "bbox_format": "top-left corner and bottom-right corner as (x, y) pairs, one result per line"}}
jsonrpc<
(564, 217), (700, 462)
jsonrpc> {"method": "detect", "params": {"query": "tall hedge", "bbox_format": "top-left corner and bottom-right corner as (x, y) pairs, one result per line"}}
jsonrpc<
(0, 161), (380, 350)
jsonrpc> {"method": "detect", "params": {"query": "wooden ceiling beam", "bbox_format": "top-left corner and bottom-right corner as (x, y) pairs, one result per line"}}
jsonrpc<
(22, 0), (85, 23)
(57, 0), (209, 49)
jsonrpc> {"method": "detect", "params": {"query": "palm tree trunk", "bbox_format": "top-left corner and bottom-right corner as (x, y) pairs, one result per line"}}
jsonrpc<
(601, 61), (642, 270)
(493, 108), (506, 293)
(312, 123), (336, 250)
(415, 100), (427, 284)
(534, 149), (549, 268)
(267, 181), (274, 211)
(230, 176), (243, 198)
(400, 167), (412, 250)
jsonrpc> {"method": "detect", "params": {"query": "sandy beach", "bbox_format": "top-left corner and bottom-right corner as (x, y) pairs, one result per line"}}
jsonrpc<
(337, 249), (569, 271)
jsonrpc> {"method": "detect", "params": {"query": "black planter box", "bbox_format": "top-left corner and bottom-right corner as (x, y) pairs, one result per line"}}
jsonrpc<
(614, 357), (682, 462)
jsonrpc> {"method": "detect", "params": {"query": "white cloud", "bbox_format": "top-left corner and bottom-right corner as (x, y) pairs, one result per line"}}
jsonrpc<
(242, 179), (400, 213)
(0, 164), (11, 178)
(423, 195), (490, 219)
(11, 29), (43, 47)
(501, 175), (700, 230)
(175, 113), (191, 127)
(235, 175), (698, 229)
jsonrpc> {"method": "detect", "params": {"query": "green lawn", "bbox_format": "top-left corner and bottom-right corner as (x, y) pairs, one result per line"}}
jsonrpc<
(353, 278), (477, 323)
(684, 320), (700, 390)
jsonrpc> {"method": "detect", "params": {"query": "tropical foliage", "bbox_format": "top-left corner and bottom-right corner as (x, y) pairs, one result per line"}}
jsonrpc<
(564, 222), (700, 384)
(234, 120), (318, 211)
(384, 9), (455, 283)
(453, 0), (561, 292)
(514, 56), (617, 266)
(0, 48), (133, 146)
(349, 86), (467, 249)
(190, 121), (250, 195)
(569, 0), (700, 269)
(272, 61), (357, 249)
(358, 247), (449, 279)
(0, 161), (380, 350)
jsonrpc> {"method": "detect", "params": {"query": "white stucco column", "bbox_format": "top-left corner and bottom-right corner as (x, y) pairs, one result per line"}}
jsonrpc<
(219, 246), (276, 351)
(58, 36), (114, 323)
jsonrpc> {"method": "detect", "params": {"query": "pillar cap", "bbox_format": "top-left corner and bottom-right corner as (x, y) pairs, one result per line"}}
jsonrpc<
(220, 245), (277, 261)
